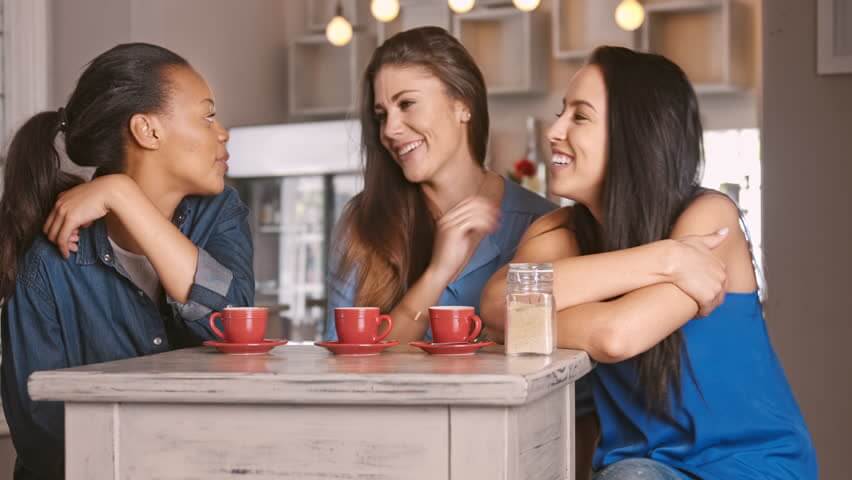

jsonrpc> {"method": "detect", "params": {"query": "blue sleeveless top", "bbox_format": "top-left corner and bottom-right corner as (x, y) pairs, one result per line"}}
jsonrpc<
(592, 292), (818, 479)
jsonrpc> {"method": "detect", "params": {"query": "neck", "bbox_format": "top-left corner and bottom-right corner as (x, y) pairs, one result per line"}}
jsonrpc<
(106, 153), (185, 254)
(421, 153), (486, 217)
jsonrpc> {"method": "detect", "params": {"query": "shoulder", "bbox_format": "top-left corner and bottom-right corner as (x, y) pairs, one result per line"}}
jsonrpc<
(14, 235), (67, 295)
(182, 185), (250, 224)
(513, 206), (580, 262)
(674, 190), (757, 290)
(520, 206), (575, 243)
(672, 191), (742, 237)
(500, 177), (557, 218)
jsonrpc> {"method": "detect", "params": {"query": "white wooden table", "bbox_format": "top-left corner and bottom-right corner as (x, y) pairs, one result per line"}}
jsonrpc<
(29, 344), (592, 480)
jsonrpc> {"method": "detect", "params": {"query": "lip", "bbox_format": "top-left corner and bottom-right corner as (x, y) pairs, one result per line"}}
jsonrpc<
(216, 153), (230, 163)
(392, 139), (425, 158)
(551, 148), (574, 158)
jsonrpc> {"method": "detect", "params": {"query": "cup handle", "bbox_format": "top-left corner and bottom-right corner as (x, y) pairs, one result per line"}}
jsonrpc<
(466, 314), (483, 342)
(374, 314), (393, 342)
(209, 312), (226, 340)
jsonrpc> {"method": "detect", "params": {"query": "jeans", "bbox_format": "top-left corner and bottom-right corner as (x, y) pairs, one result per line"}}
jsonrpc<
(593, 458), (689, 480)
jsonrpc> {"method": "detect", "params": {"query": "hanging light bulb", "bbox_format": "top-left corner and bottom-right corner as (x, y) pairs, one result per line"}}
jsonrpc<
(326, 2), (353, 46)
(448, 0), (475, 14)
(615, 0), (645, 31)
(512, 0), (541, 12)
(371, 0), (400, 22)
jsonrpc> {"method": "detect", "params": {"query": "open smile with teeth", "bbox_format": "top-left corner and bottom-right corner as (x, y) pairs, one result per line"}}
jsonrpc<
(552, 152), (574, 166)
(397, 140), (424, 157)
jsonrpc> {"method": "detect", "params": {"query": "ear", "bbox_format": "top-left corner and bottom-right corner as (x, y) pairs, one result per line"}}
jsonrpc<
(128, 113), (163, 150)
(454, 100), (471, 124)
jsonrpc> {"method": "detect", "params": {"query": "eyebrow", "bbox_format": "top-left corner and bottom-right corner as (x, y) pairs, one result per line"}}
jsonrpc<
(374, 89), (418, 109)
(568, 99), (596, 112)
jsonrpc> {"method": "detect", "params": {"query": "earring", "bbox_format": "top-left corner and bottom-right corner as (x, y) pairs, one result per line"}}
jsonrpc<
(463, 111), (472, 122)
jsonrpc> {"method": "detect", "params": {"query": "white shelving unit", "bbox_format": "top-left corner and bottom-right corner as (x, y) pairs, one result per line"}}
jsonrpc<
(376, 0), (452, 44)
(453, 6), (548, 95)
(551, 0), (635, 61)
(640, 0), (751, 93)
(288, 33), (376, 117)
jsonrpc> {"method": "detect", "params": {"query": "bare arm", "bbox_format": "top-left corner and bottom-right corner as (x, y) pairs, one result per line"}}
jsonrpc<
(555, 194), (754, 363)
(46, 175), (202, 303)
(386, 196), (500, 343)
(108, 178), (199, 302)
(480, 207), (727, 333)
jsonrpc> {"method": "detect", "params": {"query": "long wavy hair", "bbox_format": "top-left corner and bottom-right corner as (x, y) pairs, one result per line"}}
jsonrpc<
(0, 43), (189, 302)
(334, 26), (489, 312)
(572, 46), (705, 415)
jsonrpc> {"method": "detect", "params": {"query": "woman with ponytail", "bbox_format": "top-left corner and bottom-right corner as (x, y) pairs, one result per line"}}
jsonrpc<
(0, 43), (253, 479)
(481, 47), (817, 479)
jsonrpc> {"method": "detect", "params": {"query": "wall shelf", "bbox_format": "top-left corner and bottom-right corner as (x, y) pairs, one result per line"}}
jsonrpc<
(453, 6), (548, 95)
(640, 0), (751, 93)
(288, 33), (376, 117)
(552, 0), (634, 61)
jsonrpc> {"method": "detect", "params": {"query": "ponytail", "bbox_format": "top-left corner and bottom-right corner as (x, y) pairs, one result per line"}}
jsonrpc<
(0, 111), (85, 301)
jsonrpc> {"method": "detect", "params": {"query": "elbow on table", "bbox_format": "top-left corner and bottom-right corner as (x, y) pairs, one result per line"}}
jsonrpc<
(587, 328), (637, 364)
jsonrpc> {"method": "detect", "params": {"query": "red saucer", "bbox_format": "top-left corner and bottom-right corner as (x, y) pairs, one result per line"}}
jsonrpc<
(203, 338), (287, 355)
(316, 340), (399, 356)
(409, 341), (495, 356)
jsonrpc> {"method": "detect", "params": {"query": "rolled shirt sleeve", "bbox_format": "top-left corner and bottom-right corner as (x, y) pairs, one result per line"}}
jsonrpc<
(167, 189), (255, 334)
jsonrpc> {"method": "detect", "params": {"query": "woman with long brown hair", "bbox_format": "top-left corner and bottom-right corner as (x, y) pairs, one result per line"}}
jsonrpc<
(325, 26), (555, 344)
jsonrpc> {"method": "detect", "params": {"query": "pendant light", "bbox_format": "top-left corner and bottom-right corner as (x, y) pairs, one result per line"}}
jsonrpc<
(371, 0), (400, 22)
(615, 0), (645, 32)
(326, 1), (353, 46)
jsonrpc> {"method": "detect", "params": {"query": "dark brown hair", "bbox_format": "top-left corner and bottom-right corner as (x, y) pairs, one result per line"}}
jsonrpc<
(335, 26), (489, 311)
(572, 46), (705, 414)
(0, 43), (188, 302)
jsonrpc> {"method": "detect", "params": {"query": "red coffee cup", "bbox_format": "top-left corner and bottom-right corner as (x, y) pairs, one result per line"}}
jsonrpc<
(429, 306), (482, 343)
(335, 307), (393, 344)
(209, 307), (268, 344)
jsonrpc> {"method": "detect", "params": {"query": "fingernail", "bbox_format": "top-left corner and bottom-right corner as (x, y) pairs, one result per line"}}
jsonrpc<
(717, 227), (729, 236)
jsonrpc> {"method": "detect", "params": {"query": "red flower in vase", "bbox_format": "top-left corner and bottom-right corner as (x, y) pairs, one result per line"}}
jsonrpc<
(514, 158), (536, 177)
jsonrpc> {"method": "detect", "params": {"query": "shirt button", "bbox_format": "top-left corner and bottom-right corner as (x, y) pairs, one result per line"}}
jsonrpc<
(153, 337), (163, 346)
(103, 253), (112, 263)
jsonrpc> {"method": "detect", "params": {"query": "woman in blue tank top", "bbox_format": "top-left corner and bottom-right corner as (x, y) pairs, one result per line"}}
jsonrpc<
(482, 46), (817, 479)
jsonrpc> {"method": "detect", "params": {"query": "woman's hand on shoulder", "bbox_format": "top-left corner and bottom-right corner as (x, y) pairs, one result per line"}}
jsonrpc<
(668, 192), (755, 315)
(43, 174), (135, 258)
(664, 231), (728, 316)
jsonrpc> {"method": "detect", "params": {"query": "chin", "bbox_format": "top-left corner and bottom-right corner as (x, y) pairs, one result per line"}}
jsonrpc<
(196, 179), (226, 196)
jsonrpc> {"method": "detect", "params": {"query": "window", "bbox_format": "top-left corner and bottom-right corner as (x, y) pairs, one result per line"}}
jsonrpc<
(702, 128), (763, 277)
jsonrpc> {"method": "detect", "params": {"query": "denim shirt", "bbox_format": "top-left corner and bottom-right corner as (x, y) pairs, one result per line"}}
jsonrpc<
(324, 177), (555, 340)
(1, 186), (254, 480)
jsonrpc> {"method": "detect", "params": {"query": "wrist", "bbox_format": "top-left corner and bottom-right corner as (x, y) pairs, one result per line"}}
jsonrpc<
(103, 174), (138, 212)
(424, 264), (453, 288)
(655, 239), (680, 281)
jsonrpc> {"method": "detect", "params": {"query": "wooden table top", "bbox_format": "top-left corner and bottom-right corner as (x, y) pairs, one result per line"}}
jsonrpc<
(29, 344), (592, 407)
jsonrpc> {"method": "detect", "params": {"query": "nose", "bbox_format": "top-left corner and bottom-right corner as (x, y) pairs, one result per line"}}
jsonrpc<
(382, 110), (403, 143)
(216, 121), (230, 143)
(547, 115), (568, 145)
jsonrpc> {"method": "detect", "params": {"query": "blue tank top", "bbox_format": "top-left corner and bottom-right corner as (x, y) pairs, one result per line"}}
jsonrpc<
(592, 292), (818, 479)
